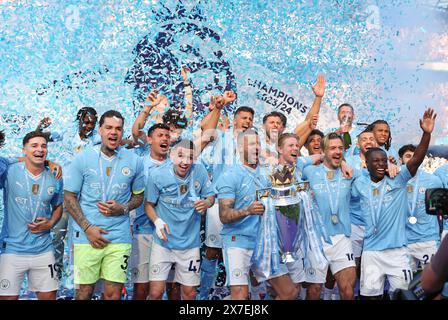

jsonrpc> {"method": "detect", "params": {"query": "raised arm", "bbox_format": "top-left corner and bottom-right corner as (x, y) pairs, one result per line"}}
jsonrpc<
(294, 74), (325, 139)
(296, 114), (319, 148)
(131, 90), (167, 144)
(181, 66), (193, 128)
(406, 108), (436, 177)
(35, 117), (54, 141)
(219, 198), (264, 224)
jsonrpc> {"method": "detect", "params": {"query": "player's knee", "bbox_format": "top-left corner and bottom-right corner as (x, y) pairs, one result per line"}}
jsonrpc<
(103, 290), (122, 300)
(149, 288), (164, 300)
(182, 287), (197, 300)
(339, 285), (354, 300)
(37, 291), (57, 300)
(306, 284), (322, 300)
(277, 285), (298, 300)
(231, 286), (248, 300)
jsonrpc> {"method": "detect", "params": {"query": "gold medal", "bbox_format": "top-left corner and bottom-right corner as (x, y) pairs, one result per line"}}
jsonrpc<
(331, 214), (339, 224)
(407, 185), (413, 193)
(373, 188), (379, 197)
(179, 184), (188, 194)
(32, 184), (40, 195)
(327, 171), (334, 180)
(106, 167), (112, 177)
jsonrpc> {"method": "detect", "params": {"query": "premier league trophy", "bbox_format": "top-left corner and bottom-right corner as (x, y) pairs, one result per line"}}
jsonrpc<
(257, 164), (310, 263)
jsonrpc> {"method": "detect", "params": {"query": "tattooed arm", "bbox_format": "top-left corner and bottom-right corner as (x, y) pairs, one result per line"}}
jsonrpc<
(64, 191), (91, 231)
(65, 191), (111, 248)
(219, 198), (265, 224)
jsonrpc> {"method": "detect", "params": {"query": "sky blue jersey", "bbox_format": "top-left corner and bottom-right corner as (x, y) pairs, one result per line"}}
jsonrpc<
(146, 163), (214, 250)
(64, 145), (145, 244)
(405, 169), (442, 244)
(302, 164), (354, 238)
(352, 165), (413, 251)
(0, 162), (63, 254)
(216, 162), (271, 249)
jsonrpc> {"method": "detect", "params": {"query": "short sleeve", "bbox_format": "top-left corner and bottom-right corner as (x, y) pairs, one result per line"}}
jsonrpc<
(216, 171), (236, 199)
(63, 153), (84, 194)
(131, 156), (145, 194)
(145, 174), (160, 204)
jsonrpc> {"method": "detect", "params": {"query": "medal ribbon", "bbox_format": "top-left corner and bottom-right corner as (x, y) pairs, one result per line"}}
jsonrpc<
(368, 179), (387, 234)
(322, 166), (342, 219)
(24, 168), (46, 222)
(98, 151), (119, 202)
(407, 173), (420, 219)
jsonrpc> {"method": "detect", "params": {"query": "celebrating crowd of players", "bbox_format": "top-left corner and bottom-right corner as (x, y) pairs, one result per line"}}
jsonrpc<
(0, 71), (447, 301)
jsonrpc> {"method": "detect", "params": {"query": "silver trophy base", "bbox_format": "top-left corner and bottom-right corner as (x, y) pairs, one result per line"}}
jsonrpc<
(281, 252), (295, 263)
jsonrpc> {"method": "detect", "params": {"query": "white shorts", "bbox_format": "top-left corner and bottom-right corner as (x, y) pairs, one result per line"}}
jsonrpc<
(0, 251), (59, 296)
(290, 247), (326, 284)
(286, 259), (306, 284)
(360, 247), (412, 297)
(407, 240), (438, 272)
(205, 203), (223, 248)
(129, 233), (153, 283)
(350, 224), (365, 258)
(222, 247), (252, 286)
(148, 242), (200, 286)
(222, 247), (288, 285)
(324, 234), (356, 275)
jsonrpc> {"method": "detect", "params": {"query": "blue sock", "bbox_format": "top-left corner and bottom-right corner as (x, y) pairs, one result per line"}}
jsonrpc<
(198, 258), (217, 300)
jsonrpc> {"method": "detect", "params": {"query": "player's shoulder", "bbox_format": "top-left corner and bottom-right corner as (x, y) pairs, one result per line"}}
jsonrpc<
(434, 164), (448, 175)
(192, 162), (208, 175)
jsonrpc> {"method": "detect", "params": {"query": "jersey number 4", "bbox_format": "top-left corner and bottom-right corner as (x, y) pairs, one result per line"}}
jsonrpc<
(188, 260), (201, 273)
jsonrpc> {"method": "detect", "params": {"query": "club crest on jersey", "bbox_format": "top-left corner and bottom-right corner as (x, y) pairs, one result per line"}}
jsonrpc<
(386, 184), (392, 192)
(122, 167), (131, 176)
(194, 180), (201, 190)
(47, 186), (55, 195)
(32, 184), (40, 195)
(419, 187), (426, 194)
(180, 184), (188, 194)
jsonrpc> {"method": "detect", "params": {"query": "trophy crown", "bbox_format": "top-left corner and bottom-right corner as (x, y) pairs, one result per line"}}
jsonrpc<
(270, 164), (296, 186)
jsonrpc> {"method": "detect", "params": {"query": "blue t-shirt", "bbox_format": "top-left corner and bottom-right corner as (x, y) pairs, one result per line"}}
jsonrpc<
(64, 145), (145, 244)
(352, 165), (413, 251)
(146, 163), (214, 250)
(133, 156), (168, 235)
(405, 169), (442, 244)
(345, 155), (369, 226)
(434, 164), (448, 231)
(200, 130), (239, 190)
(302, 164), (353, 238)
(295, 156), (315, 182)
(216, 163), (271, 249)
(380, 144), (399, 164)
(0, 163), (63, 254)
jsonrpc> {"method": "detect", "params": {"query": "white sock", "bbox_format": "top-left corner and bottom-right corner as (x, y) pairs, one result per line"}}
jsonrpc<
(299, 286), (307, 300)
(323, 287), (333, 300)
